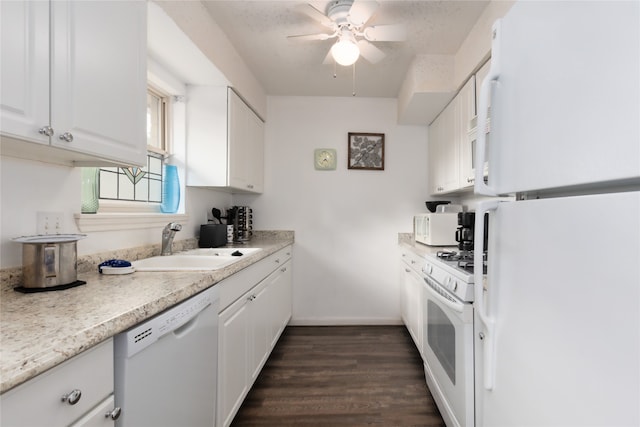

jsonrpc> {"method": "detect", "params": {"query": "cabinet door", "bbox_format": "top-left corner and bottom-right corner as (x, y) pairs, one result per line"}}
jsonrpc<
(475, 60), (491, 113)
(248, 279), (271, 382)
(50, 0), (146, 166)
(429, 99), (460, 194)
(246, 110), (265, 193)
(185, 85), (228, 187)
(270, 260), (292, 347)
(228, 89), (264, 193)
(400, 259), (423, 353)
(428, 113), (443, 194)
(218, 296), (251, 427)
(458, 76), (477, 188)
(228, 90), (251, 191)
(0, 0), (49, 145)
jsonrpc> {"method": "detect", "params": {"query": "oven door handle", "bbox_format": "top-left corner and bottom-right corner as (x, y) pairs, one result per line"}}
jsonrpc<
(423, 278), (464, 313)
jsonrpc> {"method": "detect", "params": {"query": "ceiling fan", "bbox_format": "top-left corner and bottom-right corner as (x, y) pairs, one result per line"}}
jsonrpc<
(288, 0), (406, 66)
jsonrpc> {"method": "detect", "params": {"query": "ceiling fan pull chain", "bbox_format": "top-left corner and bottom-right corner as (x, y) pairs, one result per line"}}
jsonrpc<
(334, 60), (337, 79)
(352, 62), (356, 96)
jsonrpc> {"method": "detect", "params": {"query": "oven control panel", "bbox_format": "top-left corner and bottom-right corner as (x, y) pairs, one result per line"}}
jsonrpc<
(423, 255), (474, 302)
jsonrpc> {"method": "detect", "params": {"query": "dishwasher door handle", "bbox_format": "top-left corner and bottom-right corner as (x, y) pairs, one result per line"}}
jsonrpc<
(172, 301), (212, 338)
(157, 301), (213, 340)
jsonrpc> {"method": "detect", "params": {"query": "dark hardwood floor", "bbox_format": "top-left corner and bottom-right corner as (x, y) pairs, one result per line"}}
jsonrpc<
(231, 325), (446, 427)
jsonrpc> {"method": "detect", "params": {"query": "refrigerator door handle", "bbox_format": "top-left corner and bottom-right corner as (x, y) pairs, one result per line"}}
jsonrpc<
(474, 200), (501, 390)
(474, 20), (502, 197)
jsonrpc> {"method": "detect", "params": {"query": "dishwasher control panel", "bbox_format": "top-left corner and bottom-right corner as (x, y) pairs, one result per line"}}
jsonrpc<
(116, 286), (219, 358)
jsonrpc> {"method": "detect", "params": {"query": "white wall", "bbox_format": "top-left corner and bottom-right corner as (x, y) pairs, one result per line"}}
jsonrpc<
(0, 155), (232, 268)
(235, 96), (429, 325)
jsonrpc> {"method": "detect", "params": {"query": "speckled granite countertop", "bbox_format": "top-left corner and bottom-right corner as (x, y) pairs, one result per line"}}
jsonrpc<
(0, 231), (294, 394)
(397, 232), (457, 257)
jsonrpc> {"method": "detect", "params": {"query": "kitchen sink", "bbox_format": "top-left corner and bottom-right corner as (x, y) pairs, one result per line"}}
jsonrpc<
(132, 255), (241, 271)
(180, 247), (262, 257)
(132, 248), (262, 271)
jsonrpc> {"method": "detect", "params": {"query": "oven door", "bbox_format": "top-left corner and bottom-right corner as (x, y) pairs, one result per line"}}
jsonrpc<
(422, 275), (474, 427)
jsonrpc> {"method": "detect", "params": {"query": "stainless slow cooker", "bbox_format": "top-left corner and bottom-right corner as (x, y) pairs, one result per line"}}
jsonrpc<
(13, 234), (86, 288)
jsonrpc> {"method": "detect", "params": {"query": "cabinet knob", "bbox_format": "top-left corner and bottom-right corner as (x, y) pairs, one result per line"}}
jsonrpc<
(280, 267), (287, 272)
(38, 126), (54, 136)
(405, 268), (411, 273)
(247, 184), (254, 189)
(105, 407), (122, 421)
(275, 258), (280, 263)
(61, 389), (82, 405)
(59, 132), (74, 142)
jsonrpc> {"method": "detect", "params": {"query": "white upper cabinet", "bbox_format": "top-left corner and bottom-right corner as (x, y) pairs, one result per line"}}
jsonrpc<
(1, 1), (49, 146)
(458, 76), (478, 188)
(429, 62), (492, 195)
(429, 95), (460, 194)
(187, 86), (264, 194)
(0, 0), (147, 167)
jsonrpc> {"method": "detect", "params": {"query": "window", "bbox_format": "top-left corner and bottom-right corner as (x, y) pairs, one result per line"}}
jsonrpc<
(147, 87), (169, 153)
(95, 86), (171, 210)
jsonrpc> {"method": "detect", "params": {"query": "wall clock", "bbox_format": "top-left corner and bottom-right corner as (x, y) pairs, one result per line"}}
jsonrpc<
(314, 149), (337, 170)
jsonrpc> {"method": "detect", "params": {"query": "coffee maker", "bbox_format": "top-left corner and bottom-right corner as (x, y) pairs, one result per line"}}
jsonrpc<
(455, 212), (488, 252)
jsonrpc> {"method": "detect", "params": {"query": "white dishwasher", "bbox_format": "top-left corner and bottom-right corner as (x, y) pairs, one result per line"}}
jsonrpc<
(114, 286), (219, 427)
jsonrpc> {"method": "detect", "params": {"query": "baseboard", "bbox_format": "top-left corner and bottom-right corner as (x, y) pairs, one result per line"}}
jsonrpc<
(289, 317), (403, 326)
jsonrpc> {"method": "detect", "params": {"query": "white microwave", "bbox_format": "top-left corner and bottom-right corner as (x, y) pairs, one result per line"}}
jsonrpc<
(414, 213), (458, 246)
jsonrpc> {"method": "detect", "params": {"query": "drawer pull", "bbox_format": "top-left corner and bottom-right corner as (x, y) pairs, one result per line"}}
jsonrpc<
(106, 407), (122, 420)
(61, 389), (82, 405)
(58, 132), (74, 142)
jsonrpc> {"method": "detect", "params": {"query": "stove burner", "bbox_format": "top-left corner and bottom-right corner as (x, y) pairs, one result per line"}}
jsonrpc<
(436, 250), (459, 261)
(457, 260), (488, 274)
(436, 250), (487, 274)
(436, 250), (476, 261)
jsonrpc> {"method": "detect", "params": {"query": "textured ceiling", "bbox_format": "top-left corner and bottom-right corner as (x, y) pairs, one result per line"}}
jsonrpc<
(202, 1), (490, 98)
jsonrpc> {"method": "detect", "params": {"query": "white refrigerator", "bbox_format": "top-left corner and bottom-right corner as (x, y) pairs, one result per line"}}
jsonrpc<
(472, 1), (640, 426)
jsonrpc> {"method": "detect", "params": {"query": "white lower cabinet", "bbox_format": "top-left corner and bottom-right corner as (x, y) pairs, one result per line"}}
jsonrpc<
(217, 247), (293, 427)
(400, 249), (424, 356)
(0, 339), (118, 427)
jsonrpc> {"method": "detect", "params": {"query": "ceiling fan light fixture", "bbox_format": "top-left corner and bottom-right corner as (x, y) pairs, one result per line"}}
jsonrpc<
(331, 38), (359, 66)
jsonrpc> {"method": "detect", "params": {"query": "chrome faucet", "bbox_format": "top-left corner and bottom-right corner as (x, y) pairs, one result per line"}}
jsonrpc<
(161, 222), (182, 255)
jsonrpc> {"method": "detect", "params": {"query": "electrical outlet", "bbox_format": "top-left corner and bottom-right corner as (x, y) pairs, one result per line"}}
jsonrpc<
(36, 212), (64, 235)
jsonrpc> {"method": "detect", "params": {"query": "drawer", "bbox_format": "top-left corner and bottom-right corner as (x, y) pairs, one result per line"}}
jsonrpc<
(400, 249), (425, 274)
(0, 339), (114, 427)
(217, 245), (292, 312)
(69, 395), (117, 427)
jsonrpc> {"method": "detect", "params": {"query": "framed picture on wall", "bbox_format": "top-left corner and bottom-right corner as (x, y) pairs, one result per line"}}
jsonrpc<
(347, 132), (385, 170)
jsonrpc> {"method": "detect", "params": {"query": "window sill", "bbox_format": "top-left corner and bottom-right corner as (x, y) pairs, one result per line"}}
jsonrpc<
(74, 213), (189, 232)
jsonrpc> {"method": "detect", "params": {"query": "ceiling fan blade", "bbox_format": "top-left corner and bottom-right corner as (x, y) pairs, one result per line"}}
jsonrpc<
(295, 3), (334, 28)
(348, 0), (379, 27)
(357, 39), (385, 64)
(322, 48), (334, 65)
(363, 24), (407, 42)
(287, 33), (334, 41)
